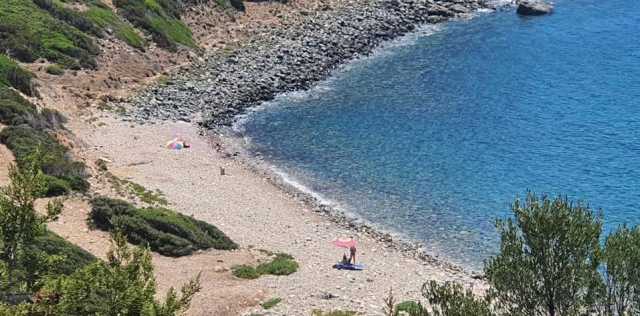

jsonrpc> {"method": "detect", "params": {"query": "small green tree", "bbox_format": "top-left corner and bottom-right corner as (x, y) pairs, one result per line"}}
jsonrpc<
(423, 281), (492, 316)
(485, 193), (603, 316)
(382, 283), (490, 316)
(38, 231), (201, 316)
(0, 154), (63, 294)
(601, 225), (640, 315)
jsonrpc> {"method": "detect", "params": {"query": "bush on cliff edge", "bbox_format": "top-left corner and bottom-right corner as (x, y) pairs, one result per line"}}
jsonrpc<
(89, 197), (237, 257)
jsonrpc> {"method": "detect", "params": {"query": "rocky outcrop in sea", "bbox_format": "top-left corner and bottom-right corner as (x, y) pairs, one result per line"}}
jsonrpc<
(123, 0), (493, 127)
(516, 0), (553, 15)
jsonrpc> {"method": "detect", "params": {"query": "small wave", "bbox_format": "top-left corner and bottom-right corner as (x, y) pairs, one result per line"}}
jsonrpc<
(270, 166), (341, 209)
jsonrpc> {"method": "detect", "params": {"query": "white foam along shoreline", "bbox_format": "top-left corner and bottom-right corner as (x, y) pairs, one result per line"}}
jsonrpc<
(218, 11), (510, 275)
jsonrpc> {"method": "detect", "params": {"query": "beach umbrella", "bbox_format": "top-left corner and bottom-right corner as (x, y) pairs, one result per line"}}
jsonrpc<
(332, 238), (357, 249)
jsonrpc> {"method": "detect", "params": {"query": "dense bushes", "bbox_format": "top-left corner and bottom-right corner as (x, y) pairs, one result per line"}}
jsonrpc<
(0, 87), (66, 130)
(0, 0), (99, 69)
(0, 55), (35, 96)
(383, 283), (491, 316)
(89, 197), (237, 256)
(0, 158), (95, 302)
(33, 231), (97, 276)
(0, 59), (88, 197)
(0, 126), (89, 196)
(229, 0), (246, 12)
(0, 0), (155, 70)
(0, 159), (199, 314)
(397, 193), (640, 316)
(485, 194), (603, 315)
(0, 59), (89, 197)
(35, 232), (200, 316)
(45, 64), (65, 76)
(85, 4), (146, 49)
(113, 0), (195, 50)
(232, 253), (298, 279)
(33, 0), (103, 37)
(601, 226), (640, 314)
(0, 87), (38, 127)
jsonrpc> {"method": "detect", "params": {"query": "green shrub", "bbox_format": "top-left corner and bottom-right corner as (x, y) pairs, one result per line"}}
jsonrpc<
(0, 54), (35, 95)
(113, 0), (195, 50)
(602, 225), (640, 315)
(89, 197), (238, 257)
(395, 301), (425, 315)
(0, 157), (93, 300)
(89, 196), (136, 226)
(389, 195), (640, 316)
(126, 180), (168, 205)
(256, 253), (298, 276)
(0, 86), (68, 130)
(0, 87), (38, 126)
(33, 0), (103, 37)
(261, 297), (281, 309)
(0, 126), (90, 196)
(42, 174), (71, 196)
(422, 281), (492, 316)
(232, 253), (298, 280)
(229, 0), (245, 11)
(45, 64), (65, 76)
(232, 265), (260, 279)
(84, 5), (146, 49)
(0, 0), (99, 69)
(485, 193), (603, 316)
(33, 231), (97, 275)
(39, 231), (200, 316)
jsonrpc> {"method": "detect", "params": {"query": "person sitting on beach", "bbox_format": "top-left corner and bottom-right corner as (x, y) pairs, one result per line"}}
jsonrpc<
(341, 253), (349, 265)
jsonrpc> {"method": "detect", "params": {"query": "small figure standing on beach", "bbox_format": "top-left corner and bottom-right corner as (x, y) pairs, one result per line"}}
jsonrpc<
(349, 245), (357, 264)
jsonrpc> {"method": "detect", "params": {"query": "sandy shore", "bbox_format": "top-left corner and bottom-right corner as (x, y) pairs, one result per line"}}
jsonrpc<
(53, 116), (484, 315)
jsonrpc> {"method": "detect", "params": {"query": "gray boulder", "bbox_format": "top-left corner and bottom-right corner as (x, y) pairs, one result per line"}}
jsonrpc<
(517, 0), (553, 15)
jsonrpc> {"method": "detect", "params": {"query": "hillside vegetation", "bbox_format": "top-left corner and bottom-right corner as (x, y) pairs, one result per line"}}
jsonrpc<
(0, 0), (238, 71)
(90, 197), (238, 256)
(0, 55), (90, 197)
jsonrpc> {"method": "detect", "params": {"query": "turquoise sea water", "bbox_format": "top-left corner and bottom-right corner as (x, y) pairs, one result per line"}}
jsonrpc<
(238, 0), (640, 269)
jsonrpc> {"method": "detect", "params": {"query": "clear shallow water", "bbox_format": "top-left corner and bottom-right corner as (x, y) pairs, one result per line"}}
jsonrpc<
(238, 0), (640, 269)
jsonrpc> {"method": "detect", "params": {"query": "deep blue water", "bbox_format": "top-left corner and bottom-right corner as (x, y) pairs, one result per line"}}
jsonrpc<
(239, 0), (640, 269)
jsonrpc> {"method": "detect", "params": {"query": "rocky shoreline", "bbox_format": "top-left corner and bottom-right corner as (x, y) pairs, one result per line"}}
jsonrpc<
(123, 0), (494, 126)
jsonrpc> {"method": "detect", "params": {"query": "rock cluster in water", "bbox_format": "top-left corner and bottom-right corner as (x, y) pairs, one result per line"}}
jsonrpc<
(516, 0), (553, 15)
(123, 0), (492, 127)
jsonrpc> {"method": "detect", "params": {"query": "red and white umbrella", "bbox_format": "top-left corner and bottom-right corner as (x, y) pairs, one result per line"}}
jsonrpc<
(332, 238), (357, 249)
